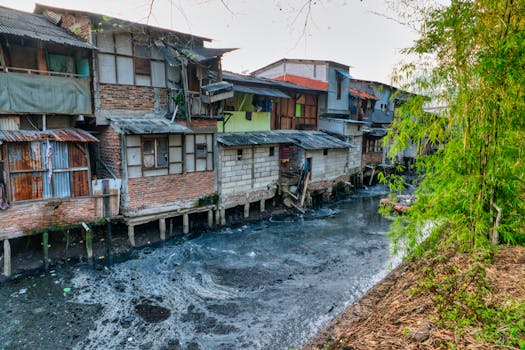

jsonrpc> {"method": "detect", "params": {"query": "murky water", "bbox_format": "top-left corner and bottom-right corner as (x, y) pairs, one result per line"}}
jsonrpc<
(0, 186), (398, 350)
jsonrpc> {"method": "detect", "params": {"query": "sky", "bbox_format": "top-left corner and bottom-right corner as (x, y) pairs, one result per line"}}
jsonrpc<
(1, 0), (419, 84)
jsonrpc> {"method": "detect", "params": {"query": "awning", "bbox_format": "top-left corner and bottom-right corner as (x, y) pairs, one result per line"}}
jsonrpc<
(201, 81), (234, 103)
(110, 117), (192, 135)
(233, 85), (290, 98)
(0, 128), (98, 143)
(335, 68), (352, 79)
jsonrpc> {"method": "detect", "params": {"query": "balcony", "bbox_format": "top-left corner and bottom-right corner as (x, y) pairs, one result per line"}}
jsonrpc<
(0, 69), (92, 115)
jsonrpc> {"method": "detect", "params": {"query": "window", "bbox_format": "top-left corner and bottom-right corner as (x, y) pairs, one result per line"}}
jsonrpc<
(142, 137), (168, 168)
(6, 141), (90, 202)
(196, 144), (207, 159)
(269, 147), (275, 157)
(134, 43), (151, 76)
(236, 149), (243, 160)
(323, 149), (328, 156)
(336, 72), (343, 100)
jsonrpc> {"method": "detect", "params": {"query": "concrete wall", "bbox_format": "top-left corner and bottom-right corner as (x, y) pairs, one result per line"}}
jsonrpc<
(217, 111), (271, 132)
(326, 66), (349, 115)
(219, 144), (279, 208)
(254, 61), (328, 81)
(0, 197), (98, 240)
(306, 148), (348, 183)
(318, 118), (362, 174)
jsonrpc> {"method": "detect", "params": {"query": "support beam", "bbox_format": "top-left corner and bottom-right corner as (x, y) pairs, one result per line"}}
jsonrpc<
(106, 220), (113, 264)
(220, 208), (226, 226)
(215, 209), (220, 226)
(128, 225), (136, 247)
(159, 218), (166, 241)
(207, 210), (213, 228)
(83, 223), (93, 266)
(260, 199), (266, 213)
(169, 218), (173, 235)
(244, 203), (250, 218)
(3, 239), (11, 278)
(42, 231), (49, 272)
(183, 214), (189, 234)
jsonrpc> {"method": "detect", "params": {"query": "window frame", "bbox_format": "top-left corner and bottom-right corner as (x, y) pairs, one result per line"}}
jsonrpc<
(141, 136), (169, 170)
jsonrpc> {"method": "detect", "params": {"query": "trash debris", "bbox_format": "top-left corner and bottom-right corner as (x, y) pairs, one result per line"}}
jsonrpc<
(63, 287), (72, 293)
(18, 288), (27, 294)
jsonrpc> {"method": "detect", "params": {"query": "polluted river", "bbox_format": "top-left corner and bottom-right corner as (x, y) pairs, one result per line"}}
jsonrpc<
(0, 186), (399, 350)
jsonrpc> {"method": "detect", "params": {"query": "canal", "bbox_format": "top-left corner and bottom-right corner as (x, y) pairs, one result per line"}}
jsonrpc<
(0, 186), (398, 350)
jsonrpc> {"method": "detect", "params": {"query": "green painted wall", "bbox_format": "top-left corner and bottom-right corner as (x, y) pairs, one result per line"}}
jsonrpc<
(217, 111), (271, 132)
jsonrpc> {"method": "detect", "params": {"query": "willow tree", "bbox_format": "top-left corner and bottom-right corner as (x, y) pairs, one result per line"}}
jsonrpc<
(387, 0), (525, 253)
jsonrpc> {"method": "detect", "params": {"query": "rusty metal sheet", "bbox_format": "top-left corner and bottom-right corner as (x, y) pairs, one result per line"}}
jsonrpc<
(0, 128), (98, 143)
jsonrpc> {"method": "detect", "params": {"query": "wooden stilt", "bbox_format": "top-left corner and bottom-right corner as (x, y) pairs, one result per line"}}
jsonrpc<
(260, 199), (266, 212)
(169, 218), (173, 235)
(128, 225), (136, 247)
(83, 223), (93, 266)
(244, 203), (250, 218)
(159, 218), (166, 241)
(183, 214), (189, 234)
(215, 209), (220, 226)
(42, 231), (49, 272)
(220, 208), (226, 226)
(207, 210), (213, 228)
(106, 220), (113, 264)
(3, 239), (11, 278)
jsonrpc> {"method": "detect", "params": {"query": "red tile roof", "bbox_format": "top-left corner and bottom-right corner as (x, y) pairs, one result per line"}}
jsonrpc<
(349, 87), (379, 100)
(273, 74), (328, 91)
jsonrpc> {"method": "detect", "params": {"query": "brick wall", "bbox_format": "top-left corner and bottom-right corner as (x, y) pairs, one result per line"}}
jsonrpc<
(57, 13), (92, 43)
(96, 125), (122, 178)
(0, 197), (97, 239)
(179, 118), (218, 131)
(126, 171), (215, 215)
(99, 84), (168, 112)
(362, 152), (383, 168)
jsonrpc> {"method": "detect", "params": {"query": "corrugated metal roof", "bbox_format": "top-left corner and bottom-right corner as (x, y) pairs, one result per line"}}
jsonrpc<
(35, 3), (213, 43)
(0, 6), (95, 49)
(217, 130), (350, 150)
(202, 81), (233, 94)
(222, 71), (325, 93)
(169, 44), (236, 63)
(110, 117), (192, 135)
(233, 85), (290, 98)
(0, 128), (98, 143)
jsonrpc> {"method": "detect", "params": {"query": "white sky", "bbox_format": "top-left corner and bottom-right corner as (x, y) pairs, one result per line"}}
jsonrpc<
(1, 0), (419, 83)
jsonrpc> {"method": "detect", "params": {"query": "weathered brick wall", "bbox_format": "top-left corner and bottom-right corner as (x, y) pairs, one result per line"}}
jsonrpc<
(188, 118), (218, 130)
(57, 13), (92, 43)
(126, 171), (215, 215)
(0, 197), (97, 239)
(362, 152), (383, 168)
(96, 125), (122, 178)
(99, 84), (168, 112)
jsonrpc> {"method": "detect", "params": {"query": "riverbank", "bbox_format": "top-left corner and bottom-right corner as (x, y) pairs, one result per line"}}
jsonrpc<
(303, 245), (525, 349)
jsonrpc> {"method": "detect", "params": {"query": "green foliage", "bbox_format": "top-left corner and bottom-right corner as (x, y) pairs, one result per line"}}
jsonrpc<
(386, 0), (525, 254)
(197, 193), (219, 207)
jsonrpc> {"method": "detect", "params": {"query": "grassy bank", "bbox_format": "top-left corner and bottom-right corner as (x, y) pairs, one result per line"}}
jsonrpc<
(304, 244), (525, 350)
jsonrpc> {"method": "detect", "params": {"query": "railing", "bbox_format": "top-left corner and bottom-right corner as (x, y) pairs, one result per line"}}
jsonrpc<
(1, 66), (90, 80)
